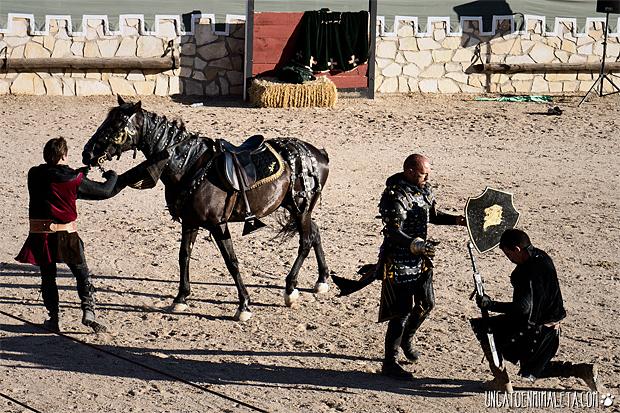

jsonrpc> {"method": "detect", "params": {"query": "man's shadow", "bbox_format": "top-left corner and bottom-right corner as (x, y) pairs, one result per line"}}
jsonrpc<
(0, 327), (479, 398)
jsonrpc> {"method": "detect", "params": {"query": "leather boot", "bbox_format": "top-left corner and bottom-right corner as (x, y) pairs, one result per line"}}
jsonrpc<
(40, 266), (60, 322)
(382, 318), (413, 380)
(42, 316), (60, 333)
(575, 363), (602, 392)
(73, 265), (107, 333)
(82, 309), (107, 334)
(543, 361), (602, 392)
(400, 274), (434, 362)
(481, 368), (513, 393)
(400, 308), (427, 362)
(381, 359), (414, 380)
(480, 341), (513, 393)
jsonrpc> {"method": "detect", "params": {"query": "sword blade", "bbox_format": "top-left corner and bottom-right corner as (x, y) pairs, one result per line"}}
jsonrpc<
(487, 332), (501, 368)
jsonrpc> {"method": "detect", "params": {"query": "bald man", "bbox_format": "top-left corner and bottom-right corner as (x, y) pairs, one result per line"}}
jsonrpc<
(377, 154), (465, 379)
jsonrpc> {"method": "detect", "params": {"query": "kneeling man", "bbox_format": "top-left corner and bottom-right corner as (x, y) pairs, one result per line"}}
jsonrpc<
(471, 229), (601, 392)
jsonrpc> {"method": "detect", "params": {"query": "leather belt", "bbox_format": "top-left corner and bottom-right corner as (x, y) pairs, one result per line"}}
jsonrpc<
(29, 219), (77, 233)
(544, 321), (562, 330)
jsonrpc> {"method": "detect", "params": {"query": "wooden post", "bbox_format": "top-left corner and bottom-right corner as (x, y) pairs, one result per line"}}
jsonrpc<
(244, 0), (255, 101)
(368, 0), (377, 99)
(0, 56), (177, 71)
(468, 62), (620, 74)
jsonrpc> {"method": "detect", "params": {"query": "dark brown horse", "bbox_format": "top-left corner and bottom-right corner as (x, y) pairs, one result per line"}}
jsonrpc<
(82, 96), (330, 321)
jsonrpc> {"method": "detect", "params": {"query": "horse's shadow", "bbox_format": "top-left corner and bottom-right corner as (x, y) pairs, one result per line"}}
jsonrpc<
(0, 262), (289, 290)
(0, 326), (480, 399)
(0, 262), (289, 316)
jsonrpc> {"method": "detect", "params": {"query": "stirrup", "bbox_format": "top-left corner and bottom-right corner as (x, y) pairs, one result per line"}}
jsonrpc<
(242, 215), (266, 235)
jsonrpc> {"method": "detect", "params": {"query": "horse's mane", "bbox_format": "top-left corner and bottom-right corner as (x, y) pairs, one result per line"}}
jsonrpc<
(143, 110), (190, 135)
(109, 104), (187, 135)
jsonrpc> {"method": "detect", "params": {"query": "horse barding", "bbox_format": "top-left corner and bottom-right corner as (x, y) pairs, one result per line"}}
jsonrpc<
(82, 96), (331, 321)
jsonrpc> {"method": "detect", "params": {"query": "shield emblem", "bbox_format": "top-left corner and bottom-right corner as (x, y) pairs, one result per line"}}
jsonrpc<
(465, 187), (520, 253)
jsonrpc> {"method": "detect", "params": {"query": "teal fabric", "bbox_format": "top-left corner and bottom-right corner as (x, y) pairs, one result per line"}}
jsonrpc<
(475, 95), (553, 103)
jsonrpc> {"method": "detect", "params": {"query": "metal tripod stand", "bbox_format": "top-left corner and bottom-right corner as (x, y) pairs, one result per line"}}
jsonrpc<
(579, 12), (620, 106)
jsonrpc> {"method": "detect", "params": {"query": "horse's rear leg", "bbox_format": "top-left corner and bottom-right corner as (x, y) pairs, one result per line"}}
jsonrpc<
(212, 224), (252, 322)
(311, 219), (330, 294)
(173, 223), (198, 312)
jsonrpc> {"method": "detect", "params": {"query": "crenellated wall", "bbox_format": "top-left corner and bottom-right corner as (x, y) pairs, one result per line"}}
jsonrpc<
(1, 13), (620, 96)
(0, 13), (245, 96)
(375, 15), (620, 94)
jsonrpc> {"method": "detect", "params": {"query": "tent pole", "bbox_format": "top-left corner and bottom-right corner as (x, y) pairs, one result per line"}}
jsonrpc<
(368, 0), (377, 99)
(244, 0), (255, 101)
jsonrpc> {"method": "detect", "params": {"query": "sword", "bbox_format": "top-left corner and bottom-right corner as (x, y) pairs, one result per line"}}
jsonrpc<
(467, 241), (502, 368)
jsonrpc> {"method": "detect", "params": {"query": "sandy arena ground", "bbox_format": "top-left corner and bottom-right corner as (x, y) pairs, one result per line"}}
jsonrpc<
(0, 93), (618, 412)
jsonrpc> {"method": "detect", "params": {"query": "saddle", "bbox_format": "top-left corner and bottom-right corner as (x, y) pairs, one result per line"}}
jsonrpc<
(215, 135), (277, 235)
(217, 135), (265, 191)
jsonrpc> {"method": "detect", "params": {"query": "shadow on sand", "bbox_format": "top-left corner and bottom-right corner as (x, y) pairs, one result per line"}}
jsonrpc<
(1, 323), (481, 399)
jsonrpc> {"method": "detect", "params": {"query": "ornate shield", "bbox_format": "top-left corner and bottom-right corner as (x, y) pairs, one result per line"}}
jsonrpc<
(465, 187), (520, 253)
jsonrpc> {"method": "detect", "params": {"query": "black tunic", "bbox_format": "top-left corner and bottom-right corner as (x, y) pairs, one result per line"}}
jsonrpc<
(472, 247), (567, 377)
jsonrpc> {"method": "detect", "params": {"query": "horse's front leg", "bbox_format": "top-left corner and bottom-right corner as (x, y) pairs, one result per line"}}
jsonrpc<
(284, 213), (313, 307)
(311, 219), (330, 294)
(212, 223), (252, 322)
(172, 223), (198, 312)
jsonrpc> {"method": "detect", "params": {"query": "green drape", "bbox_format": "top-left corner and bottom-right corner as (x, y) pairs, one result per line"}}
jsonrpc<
(298, 10), (369, 73)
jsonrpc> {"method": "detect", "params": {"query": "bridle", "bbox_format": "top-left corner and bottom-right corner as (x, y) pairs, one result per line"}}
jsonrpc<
(95, 112), (140, 168)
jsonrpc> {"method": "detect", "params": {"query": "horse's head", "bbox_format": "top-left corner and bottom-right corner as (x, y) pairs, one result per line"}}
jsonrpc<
(82, 95), (144, 167)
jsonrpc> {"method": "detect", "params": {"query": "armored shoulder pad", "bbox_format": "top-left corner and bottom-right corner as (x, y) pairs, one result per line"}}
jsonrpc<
(379, 186), (409, 223)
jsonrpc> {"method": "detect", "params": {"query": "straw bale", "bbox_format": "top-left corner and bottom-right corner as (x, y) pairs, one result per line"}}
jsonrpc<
(249, 76), (337, 108)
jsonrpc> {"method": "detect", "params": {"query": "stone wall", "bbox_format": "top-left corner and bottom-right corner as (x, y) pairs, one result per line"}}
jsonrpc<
(375, 15), (620, 94)
(0, 13), (245, 96)
(2, 13), (620, 96)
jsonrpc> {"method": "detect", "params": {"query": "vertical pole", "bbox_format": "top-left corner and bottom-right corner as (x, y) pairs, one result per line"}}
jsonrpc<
(599, 12), (610, 97)
(368, 0), (377, 99)
(244, 0), (255, 101)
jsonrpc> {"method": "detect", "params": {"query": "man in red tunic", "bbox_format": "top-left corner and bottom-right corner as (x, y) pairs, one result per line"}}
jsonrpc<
(16, 137), (122, 333)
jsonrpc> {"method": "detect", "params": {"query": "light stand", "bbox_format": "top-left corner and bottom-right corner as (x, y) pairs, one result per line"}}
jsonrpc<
(578, 11), (620, 106)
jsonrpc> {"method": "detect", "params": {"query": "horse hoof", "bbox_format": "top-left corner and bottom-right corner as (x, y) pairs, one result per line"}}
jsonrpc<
(284, 289), (300, 307)
(170, 302), (189, 312)
(234, 309), (253, 322)
(314, 282), (329, 294)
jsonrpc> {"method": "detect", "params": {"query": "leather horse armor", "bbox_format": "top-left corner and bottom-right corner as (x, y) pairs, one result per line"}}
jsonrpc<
(122, 112), (320, 225)
(270, 138), (322, 214)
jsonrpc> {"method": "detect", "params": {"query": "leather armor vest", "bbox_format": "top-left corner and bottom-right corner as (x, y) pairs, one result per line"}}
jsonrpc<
(379, 176), (435, 284)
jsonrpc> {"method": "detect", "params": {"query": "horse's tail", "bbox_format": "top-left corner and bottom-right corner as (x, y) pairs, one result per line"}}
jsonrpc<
(274, 209), (298, 240)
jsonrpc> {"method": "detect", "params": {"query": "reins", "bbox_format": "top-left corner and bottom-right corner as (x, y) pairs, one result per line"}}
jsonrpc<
(98, 110), (199, 170)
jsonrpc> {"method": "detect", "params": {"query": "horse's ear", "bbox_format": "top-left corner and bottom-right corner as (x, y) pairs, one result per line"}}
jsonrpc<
(117, 95), (125, 106)
(134, 101), (142, 111)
